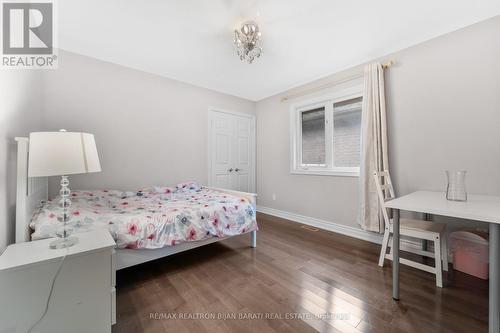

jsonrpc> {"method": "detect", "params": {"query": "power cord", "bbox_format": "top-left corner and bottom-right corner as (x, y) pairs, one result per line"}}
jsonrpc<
(27, 248), (68, 333)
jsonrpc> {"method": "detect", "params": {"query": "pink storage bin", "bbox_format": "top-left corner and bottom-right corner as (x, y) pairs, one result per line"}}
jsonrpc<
(450, 230), (489, 280)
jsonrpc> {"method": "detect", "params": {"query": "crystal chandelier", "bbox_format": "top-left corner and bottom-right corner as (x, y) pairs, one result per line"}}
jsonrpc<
(234, 21), (262, 64)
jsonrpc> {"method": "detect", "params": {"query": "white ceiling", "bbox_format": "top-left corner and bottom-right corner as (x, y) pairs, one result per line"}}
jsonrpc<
(59, 0), (500, 101)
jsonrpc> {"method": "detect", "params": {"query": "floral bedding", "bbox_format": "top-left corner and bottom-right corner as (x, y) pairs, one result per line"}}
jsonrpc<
(30, 182), (258, 249)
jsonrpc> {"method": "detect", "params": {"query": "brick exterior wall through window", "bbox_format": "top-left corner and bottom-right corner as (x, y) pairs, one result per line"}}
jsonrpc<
(333, 109), (361, 167)
(301, 108), (326, 164)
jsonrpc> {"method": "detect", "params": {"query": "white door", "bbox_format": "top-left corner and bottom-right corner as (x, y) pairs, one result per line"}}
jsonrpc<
(209, 110), (255, 192)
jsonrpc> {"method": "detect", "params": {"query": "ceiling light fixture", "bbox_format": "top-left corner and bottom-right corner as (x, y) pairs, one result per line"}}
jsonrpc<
(234, 21), (262, 64)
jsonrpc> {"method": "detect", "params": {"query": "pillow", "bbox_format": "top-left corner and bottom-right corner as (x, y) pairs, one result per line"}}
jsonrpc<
(152, 186), (175, 194)
(175, 181), (201, 192)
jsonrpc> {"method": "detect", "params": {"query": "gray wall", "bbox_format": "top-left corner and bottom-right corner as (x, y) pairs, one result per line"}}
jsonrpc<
(0, 71), (43, 251)
(256, 16), (500, 230)
(42, 50), (255, 195)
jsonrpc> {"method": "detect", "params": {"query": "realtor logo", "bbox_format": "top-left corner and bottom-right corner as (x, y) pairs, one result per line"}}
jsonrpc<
(1, 0), (57, 68)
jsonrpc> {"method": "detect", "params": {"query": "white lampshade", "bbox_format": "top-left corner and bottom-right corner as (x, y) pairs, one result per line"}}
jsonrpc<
(28, 131), (102, 177)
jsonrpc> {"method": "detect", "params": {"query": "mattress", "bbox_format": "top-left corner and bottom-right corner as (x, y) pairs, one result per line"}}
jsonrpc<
(30, 183), (257, 249)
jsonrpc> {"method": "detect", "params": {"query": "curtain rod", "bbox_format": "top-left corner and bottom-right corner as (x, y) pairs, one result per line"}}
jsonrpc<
(280, 60), (395, 103)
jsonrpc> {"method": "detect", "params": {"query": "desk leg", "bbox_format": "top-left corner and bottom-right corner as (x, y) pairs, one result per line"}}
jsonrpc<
(422, 213), (429, 251)
(490, 223), (499, 333)
(392, 209), (400, 301)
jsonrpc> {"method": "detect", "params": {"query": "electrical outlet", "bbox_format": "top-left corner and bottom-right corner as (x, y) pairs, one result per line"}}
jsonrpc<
(272, 193), (277, 201)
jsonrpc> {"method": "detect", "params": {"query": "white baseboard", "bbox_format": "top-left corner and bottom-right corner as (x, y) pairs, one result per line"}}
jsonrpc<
(257, 206), (383, 244)
(257, 205), (426, 254)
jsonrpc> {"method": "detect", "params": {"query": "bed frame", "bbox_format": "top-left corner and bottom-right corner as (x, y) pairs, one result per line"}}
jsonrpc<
(14, 137), (257, 270)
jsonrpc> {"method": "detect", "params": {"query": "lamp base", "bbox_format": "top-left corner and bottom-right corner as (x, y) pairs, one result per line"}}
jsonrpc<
(50, 236), (78, 249)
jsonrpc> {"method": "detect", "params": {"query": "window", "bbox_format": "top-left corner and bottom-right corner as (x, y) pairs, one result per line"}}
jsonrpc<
(333, 97), (362, 168)
(290, 86), (363, 176)
(301, 107), (326, 166)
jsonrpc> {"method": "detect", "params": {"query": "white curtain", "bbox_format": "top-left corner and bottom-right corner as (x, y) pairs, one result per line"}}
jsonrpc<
(358, 63), (389, 232)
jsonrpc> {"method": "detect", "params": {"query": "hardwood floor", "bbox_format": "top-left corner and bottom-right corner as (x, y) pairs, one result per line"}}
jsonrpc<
(113, 213), (488, 333)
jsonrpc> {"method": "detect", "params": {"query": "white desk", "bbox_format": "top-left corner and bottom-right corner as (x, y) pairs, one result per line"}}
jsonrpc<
(386, 191), (500, 333)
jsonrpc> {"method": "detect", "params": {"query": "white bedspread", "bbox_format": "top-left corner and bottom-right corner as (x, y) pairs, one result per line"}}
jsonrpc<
(30, 184), (257, 249)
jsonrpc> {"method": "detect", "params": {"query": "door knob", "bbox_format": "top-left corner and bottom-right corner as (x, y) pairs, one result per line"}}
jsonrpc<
(228, 168), (233, 172)
(235, 168), (241, 172)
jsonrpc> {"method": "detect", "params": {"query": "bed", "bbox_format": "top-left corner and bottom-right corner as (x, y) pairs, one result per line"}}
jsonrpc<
(14, 137), (258, 270)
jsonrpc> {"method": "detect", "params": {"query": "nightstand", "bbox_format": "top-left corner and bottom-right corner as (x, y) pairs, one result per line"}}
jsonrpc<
(0, 230), (116, 333)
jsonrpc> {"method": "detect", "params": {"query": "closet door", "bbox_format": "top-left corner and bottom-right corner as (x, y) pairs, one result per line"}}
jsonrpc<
(209, 111), (235, 190)
(208, 110), (255, 192)
(233, 116), (254, 192)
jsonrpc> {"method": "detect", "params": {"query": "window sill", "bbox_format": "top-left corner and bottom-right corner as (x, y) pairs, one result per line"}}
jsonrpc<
(290, 169), (360, 177)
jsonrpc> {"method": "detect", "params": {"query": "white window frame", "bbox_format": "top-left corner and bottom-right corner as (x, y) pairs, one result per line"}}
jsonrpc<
(290, 85), (363, 177)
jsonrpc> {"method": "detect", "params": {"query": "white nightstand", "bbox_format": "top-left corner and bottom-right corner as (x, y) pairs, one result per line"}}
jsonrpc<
(0, 230), (116, 333)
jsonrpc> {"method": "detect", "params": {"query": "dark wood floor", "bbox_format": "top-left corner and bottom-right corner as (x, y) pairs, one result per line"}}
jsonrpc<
(113, 213), (488, 333)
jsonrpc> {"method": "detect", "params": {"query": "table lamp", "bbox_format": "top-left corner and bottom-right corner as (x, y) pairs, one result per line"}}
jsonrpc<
(28, 130), (101, 249)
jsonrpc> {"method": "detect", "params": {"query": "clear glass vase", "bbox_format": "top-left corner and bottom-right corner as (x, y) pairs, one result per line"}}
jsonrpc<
(446, 170), (467, 202)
